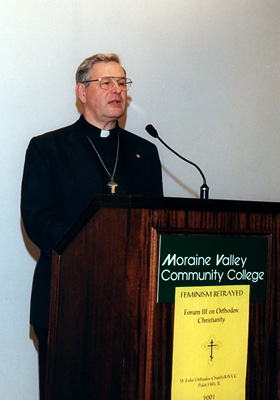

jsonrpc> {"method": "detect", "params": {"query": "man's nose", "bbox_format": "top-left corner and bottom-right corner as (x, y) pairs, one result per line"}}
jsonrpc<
(111, 79), (122, 93)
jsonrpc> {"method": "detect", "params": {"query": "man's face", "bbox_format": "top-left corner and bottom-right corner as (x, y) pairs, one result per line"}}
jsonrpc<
(77, 61), (127, 129)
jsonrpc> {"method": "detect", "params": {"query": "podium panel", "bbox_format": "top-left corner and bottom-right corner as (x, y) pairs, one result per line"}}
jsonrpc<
(46, 196), (280, 400)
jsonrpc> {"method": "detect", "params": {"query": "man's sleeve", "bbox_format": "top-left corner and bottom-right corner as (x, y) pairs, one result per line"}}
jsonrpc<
(21, 138), (68, 258)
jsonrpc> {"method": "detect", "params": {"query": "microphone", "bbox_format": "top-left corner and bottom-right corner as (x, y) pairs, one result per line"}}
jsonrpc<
(145, 124), (209, 200)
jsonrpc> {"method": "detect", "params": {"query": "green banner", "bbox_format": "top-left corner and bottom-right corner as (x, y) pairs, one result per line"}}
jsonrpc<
(158, 235), (268, 302)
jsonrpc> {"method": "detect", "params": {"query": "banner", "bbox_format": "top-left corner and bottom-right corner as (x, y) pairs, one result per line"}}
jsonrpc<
(171, 285), (250, 400)
(158, 235), (267, 302)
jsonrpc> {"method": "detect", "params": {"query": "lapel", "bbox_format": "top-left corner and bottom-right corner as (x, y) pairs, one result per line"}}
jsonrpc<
(65, 118), (104, 203)
(120, 129), (147, 194)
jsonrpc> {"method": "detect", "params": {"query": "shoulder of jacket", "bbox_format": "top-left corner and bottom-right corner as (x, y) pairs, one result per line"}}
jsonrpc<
(120, 127), (157, 149)
(28, 119), (81, 148)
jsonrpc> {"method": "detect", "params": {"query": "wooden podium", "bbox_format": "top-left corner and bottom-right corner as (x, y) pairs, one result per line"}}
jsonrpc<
(45, 195), (280, 400)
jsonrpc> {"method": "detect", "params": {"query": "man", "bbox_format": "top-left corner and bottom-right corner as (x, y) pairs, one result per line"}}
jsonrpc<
(21, 53), (163, 399)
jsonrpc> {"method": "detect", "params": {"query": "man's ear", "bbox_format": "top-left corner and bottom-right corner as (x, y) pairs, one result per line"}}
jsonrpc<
(75, 83), (87, 104)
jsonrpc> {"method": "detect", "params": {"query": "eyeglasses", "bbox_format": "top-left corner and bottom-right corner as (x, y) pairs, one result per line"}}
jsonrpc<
(82, 76), (132, 91)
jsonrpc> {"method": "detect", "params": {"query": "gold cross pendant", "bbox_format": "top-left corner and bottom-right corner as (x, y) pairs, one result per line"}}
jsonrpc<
(108, 180), (118, 194)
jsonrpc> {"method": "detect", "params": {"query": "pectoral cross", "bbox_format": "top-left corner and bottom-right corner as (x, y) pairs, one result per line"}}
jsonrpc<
(108, 180), (118, 194)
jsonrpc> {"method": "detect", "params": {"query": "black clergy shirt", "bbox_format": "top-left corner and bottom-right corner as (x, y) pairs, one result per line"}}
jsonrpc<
(80, 115), (128, 195)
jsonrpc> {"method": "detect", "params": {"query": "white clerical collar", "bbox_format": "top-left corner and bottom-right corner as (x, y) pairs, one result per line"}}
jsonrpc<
(100, 130), (110, 138)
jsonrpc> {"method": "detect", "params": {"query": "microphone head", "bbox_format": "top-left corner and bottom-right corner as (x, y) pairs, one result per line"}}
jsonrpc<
(145, 124), (159, 138)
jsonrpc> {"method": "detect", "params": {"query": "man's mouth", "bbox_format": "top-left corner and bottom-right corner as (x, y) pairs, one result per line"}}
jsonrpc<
(108, 99), (121, 105)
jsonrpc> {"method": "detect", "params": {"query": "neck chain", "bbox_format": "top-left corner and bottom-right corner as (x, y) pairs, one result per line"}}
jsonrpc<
(87, 132), (120, 194)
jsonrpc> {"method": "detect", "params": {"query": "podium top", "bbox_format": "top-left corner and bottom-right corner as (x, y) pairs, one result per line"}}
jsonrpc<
(54, 195), (280, 254)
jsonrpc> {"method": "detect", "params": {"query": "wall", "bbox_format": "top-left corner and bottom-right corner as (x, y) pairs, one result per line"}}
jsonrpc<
(0, 0), (279, 398)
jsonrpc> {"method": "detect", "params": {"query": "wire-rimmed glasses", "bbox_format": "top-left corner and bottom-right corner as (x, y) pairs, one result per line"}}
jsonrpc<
(82, 76), (132, 91)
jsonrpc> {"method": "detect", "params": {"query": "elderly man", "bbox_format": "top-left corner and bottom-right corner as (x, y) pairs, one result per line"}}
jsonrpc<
(21, 53), (163, 399)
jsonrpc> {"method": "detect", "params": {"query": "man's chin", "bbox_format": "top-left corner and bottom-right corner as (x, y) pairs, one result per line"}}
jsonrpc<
(107, 110), (125, 119)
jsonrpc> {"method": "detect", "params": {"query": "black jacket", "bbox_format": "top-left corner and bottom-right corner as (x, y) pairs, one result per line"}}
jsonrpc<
(21, 116), (163, 328)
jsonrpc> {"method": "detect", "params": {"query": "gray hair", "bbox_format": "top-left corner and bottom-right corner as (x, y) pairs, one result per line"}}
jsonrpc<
(75, 53), (125, 87)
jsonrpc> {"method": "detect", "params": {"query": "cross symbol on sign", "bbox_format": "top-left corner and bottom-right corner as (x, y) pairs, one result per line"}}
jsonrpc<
(202, 335), (222, 366)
